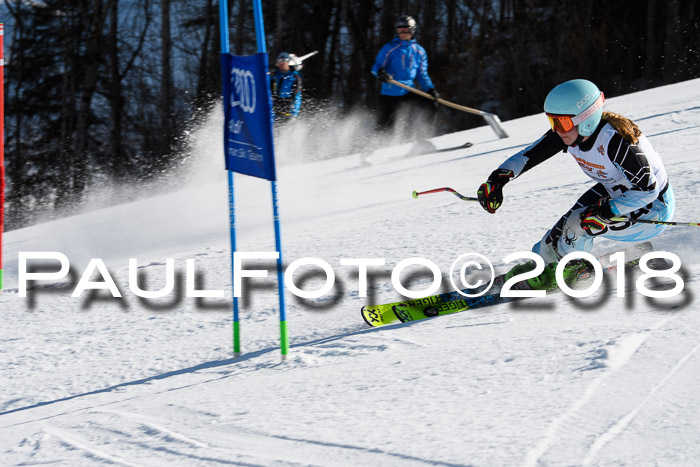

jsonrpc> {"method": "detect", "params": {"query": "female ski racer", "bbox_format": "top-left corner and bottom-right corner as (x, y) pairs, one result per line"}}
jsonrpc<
(476, 79), (675, 289)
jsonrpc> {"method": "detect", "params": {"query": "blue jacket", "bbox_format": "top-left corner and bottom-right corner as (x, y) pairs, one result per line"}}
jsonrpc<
(372, 37), (434, 96)
(270, 69), (302, 117)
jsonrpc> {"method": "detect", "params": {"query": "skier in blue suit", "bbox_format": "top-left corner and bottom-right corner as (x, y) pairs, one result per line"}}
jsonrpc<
(270, 52), (302, 124)
(371, 15), (440, 143)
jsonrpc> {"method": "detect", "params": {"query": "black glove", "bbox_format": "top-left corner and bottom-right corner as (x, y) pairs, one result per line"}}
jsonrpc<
(427, 88), (441, 108)
(477, 169), (514, 214)
(377, 68), (393, 83)
(580, 198), (616, 236)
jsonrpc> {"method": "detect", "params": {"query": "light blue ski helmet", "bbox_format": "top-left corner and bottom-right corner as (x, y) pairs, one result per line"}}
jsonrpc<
(544, 79), (605, 136)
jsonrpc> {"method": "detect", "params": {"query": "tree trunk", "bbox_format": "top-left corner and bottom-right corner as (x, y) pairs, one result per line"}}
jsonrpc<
(325, 1), (342, 98)
(234, 0), (247, 55)
(4, 0), (27, 217)
(645, 0), (657, 84)
(273, 0), (290, 56)
(421, 0), (435, 53)
(662, 0), (680, 82)
(71, 0), (106, 204)
(159, 0), (173, 165)
(108, 0), (126, 180)
(195, 0), (216, 104)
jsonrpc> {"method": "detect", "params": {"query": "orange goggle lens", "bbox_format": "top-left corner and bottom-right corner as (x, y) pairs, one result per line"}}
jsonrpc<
(546, 114), (575, 133)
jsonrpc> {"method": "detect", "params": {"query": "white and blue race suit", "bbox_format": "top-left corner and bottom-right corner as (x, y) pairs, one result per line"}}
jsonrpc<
(494, 120), (675, 262)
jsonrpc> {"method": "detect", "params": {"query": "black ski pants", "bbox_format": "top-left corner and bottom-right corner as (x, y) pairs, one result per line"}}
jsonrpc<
(377, 92), (438, 140)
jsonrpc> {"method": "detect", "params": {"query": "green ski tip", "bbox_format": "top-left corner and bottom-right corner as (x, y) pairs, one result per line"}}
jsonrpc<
(412, 190), (418, 199)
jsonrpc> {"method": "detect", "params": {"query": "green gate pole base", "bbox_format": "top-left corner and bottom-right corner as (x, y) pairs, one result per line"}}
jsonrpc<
(280, 320), (289, 360)
(233, 321), (241, 357)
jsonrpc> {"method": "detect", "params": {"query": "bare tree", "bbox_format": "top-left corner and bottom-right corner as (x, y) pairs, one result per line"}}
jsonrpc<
(159, 0), (173, 166)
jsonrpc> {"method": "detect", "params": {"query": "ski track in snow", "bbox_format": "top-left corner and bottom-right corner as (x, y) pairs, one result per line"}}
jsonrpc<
(523, 332), (648, 467)
(1, 79), (700, 466)
(581, 342), (700, 465)
(523, 305), (698, 466)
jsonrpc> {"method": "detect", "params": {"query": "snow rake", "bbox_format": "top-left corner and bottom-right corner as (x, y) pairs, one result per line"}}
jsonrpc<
(387, 79), (509, 139)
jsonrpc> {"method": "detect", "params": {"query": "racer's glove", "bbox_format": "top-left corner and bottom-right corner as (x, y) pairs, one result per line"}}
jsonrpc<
(376, 68), (393, 83)
(580, 198), (615, 236)
(427, 88), (441, 108)
(477, 169), (514, 214)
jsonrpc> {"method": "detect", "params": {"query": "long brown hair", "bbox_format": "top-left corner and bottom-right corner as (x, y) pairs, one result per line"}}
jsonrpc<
(601, 111), (642, 144)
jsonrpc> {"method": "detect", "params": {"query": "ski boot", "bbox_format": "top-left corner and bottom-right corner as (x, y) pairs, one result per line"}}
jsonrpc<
(505, 259), (593, 291)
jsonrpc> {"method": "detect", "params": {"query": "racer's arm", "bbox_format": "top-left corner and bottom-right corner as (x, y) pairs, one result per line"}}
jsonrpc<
(477, 131), (565, 213)
(498, 130), (566, 178)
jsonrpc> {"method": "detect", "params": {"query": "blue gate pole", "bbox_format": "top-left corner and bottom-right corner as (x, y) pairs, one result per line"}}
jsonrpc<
(252, 0), (289, 359)
(218, 0), (241, 357)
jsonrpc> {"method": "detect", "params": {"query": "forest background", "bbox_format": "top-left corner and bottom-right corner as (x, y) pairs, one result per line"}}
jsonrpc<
(3, 0), (699, 229)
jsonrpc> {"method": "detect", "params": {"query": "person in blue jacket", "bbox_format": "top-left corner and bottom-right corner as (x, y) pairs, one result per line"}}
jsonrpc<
(270, 52), (302, 124)
(371, 15), (440, 140)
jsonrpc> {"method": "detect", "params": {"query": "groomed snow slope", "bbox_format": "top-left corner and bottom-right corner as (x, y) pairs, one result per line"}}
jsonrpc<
(1, 79), (699, 466)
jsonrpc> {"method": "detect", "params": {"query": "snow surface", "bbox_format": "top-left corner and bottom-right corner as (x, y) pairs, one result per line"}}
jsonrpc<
(1, 79), (700, 466)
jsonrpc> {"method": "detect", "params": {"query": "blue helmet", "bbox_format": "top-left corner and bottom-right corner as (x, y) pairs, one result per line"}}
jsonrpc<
(544, 79), (605, 136)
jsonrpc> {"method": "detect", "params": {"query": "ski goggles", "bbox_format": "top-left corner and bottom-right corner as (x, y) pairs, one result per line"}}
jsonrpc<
(546, 114), (577, 133)
(546, 92), (605, 133)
